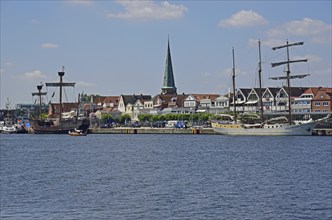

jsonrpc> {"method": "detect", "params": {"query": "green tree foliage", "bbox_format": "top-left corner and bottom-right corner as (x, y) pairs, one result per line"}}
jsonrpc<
(138, 114), (153, 122)
(101, 114), (114, 124)
(134, 112), (218, 124)
(151, 115), (160, 122)
(119, 114), (131, 123)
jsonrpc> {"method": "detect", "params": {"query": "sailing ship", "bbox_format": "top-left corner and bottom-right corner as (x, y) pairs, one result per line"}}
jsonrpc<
(211, 40), (328, 136)
(30, 67), (90, 134)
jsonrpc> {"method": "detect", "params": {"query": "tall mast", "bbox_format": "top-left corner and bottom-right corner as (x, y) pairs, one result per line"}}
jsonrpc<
(32, 84), (47, 119)
(45, 66), (75, 128)
(271, 41), (308, 125)
(258, 40), (264, 123)
(232, 47), (237, 123)
(58, 67), (64, 127)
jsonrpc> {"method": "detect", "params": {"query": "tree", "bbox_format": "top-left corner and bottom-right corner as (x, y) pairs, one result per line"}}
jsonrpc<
(101, 114), (114, 124)
(138, 114), (152, 122)
(119, 114), (131, 124)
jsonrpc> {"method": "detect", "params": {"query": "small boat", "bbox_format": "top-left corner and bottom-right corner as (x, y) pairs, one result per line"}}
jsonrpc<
(68, 128), (88, 136)
(2, 125), (17, 134)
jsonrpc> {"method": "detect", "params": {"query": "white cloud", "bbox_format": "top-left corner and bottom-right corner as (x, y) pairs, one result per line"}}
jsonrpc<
(107, 1), (188, 20)
(266, 18), (332, 44)
(22, 70), (46, 79)
(41, 43), (59, 49)
(219, 10), (267, 28)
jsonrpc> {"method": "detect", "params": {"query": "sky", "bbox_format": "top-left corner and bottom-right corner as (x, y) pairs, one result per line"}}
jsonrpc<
(1, 0), (331, 108)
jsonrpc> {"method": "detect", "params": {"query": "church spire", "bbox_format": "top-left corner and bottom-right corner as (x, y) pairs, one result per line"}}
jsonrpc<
(161, 36), (177, 95)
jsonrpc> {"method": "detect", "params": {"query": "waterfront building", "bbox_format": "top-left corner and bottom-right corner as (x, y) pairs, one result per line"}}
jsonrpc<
(231, 88), (252, 112)
(293, 87), (320, 113)
(213, 94), (231, 113)
(312, 87), (332, 113)
(118, 94), (152, 120)
(186, 94), (220, 113)
(262, 87), (280, 112)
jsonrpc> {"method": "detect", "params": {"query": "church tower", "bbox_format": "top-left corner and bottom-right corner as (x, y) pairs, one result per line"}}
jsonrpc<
(161, 37), (177, 95)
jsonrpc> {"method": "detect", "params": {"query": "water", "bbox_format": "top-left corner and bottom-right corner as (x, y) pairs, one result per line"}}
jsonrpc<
(1, 134), (331, 219)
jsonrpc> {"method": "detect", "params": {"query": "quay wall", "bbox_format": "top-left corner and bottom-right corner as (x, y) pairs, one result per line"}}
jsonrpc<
(90, 127), (216, 135)
(89, 127), (332, 136)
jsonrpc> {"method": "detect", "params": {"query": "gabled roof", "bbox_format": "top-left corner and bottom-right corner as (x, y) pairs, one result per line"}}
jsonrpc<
(104, 96), (120, 104)
(152, 94), (187, 108)
(265, 87), (281, 97)
(287, 87), (308, 97)
(236, 88), (252, 99)
(312, 87), (332, 100)
(94, 96), (108, 104)
(189, 94), (220, 101)
(153, 94), (176, 103)
(237, 88), (251, 95)
(121, 94), (152, 105)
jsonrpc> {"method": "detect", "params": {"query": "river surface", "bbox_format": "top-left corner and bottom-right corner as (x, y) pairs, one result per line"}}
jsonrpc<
(0, 134), (331, 219)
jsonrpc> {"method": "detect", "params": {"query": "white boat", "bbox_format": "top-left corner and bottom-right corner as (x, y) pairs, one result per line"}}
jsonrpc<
(212, 40), (328, 136)
(0, 121), (4, 133)
(1, 98), (17, 134)
(2, 124), (17, 134)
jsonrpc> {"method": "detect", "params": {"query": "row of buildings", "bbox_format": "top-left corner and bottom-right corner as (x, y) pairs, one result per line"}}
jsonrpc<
(13, 39), (332, 122)
(80, 86), (331, 121)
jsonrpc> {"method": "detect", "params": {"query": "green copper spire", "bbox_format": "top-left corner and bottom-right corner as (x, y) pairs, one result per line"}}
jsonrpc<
(161, 37), (177, 95)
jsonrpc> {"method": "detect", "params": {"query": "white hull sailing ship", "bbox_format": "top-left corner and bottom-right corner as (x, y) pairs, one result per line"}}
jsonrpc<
(212, 118), (319, 136)
(211, 40), (329, 136)
(30, 68), (90, 134)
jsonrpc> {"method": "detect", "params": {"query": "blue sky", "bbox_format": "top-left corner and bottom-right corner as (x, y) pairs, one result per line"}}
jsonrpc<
(1, 0), (331, 108)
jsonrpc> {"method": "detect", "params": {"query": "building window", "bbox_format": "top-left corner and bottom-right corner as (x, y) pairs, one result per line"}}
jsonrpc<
(315, 102), (320, 106)
(322, 102), (328, 106)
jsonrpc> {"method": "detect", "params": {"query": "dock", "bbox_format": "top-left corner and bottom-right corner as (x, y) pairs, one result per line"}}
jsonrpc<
(89, 127), (332, 136)
(90, 127), (216, 135)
